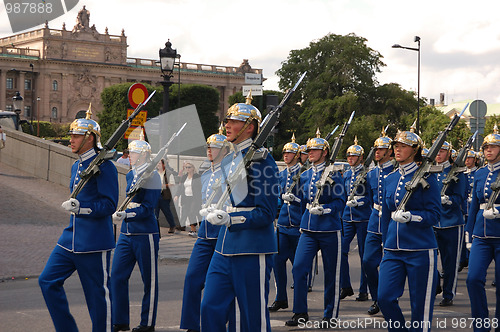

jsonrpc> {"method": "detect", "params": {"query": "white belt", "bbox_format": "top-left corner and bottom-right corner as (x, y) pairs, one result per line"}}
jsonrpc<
(479, 203), (500, 210)
(373, 203), (382, 212)
(225, 206), (256, 213)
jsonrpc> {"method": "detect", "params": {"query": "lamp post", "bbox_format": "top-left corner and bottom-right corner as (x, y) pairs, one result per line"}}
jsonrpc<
(159, 40), (178, 116)
(392, 36), (421, 133)
(30, 63), (34, 127)
(12, 91), (23, 130)
(37, 97), (41, 137)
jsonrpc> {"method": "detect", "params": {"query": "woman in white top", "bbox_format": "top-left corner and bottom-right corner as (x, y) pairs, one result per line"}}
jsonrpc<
(175, 162), (202, 236)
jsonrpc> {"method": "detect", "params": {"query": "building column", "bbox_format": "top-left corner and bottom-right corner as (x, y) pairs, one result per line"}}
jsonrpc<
(61, 73), (69, 121)
(0, 70), (6, 111)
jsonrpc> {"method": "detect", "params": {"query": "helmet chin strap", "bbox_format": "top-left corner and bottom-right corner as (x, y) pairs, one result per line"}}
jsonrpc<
(400, 146), (418, 165)
(76, 132), (91, 155)
(229, 120), (252, 143)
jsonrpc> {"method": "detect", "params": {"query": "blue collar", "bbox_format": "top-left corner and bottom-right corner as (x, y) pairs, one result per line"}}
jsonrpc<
(312, 161), (326, 173)
(233, 138), (252, 153)
(399, 161), (418, 176)
(488, 161), (500, 172)
(288, 163), (301, 173)
(380, 160), (393, 170)
(351, 164), (363, 173)
(79, 148), (96, 162)
(440, 160), (451, 169)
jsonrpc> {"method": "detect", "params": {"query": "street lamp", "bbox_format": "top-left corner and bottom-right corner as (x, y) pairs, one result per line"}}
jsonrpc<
(393, 36), (421, 133)
(159, 40), (178, 115)
(12, 91), (23, 130)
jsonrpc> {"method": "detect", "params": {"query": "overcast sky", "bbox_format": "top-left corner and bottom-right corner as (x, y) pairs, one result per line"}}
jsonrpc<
(2, 0), (500, 105)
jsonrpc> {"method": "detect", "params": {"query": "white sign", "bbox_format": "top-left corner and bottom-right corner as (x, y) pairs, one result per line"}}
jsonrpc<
(242, 85), (263, 96)
(245, 73), (262, 84)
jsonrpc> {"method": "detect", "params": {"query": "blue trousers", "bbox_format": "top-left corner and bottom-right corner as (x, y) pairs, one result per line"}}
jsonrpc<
(378, 249), (438, 332)
(201, 252), (272, 332)
(39, 245), (112, 332)
(466, 237), (500, 332)
(273, 231), (300, 302)
(111, 233), (159, 328)
(435, 226), (463, 300)
(341, 221), (368, 293)
(180, 238), (217, 331)
(292, 231), (341, 318)
(362, 232), (383, 301)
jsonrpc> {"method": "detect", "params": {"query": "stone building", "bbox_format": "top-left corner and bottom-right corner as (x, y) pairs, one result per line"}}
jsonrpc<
(0, 7), (262, 123)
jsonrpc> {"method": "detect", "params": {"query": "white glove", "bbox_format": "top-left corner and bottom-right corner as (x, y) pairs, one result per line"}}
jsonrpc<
(347, 196), (365, 208)
(207, 210), (231, 226)
(112, 211), (137, 222)
(392, 210), (414, 223)
(465, 231), (472, 250)
(199, 206), (214, 217)
(309, 205), (331, 215)
(61, 198), (92, 215)
(441, 195), (452, 205)
(282, 193), (301, 203)
(467, 196), (472, 203)
(483, 208), (500, 219)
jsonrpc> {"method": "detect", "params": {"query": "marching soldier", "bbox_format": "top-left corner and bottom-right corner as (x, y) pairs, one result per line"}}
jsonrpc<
(201, 96), (279, 332)
(180, 128), (232, 332)
(340, 137), (372, 301)
(433, 141), (466, 307)
(39, 111), (119, 332)
(111, 137), (162, 332)
(378, 129), (440, 331)
(285, 132), (345, 327)
(363, 129), (394, 315)
(299, 144), (309, 165)
(466, 128), (500, 331)
(269, 134), (302, 312)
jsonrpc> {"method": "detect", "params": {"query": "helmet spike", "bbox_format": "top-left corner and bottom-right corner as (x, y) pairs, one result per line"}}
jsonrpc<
(381, 126), (387, 137)
(291, 132), (296, 143)
(410, 119), (417, 133)
(245, 90), (253, 105)
(85, 103), (92, 120)
(354, 136), (358, 145)
(218, 122), (224, 135)
(315, 128), (321, 138)
(494, 123), (499, 134)
(139, 128), (145, 141)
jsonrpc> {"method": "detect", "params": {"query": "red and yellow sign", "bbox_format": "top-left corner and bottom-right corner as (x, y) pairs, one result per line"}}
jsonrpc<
(124, 126), (144, 140)
(128, 83), (149, 109)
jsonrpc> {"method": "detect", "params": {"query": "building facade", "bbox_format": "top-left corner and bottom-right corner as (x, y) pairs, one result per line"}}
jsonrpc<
(0, 7), (262, 123)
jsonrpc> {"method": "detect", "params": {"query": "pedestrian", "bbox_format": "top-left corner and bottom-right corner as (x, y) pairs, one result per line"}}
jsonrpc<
(111, 138), (162, 332)
(466, 127), (500, 331)
(0, 125), (5, 149)
(174, 162), (202, 236)
(434, 141), (466, 307)
(38, 111), (119, 332)
(269, 134), (302, 312)
(362, 129), (394, 315)
(285, 131), (345, 327)
(377, 128), (440, 332)
(117, 148), (131, 168)
(340, 137), (372, 301)
(180, 128), (232, 332)
(201, 95), (279, 332)
(156, 158), (177, 234)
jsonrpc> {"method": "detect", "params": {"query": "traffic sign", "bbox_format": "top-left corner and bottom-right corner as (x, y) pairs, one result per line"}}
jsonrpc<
(124, 126), (144, 140)
(245, 73), (262, 85)
(469, 100), (487, 118)
(126, 109), (148, 127)
(242, 85), (263, 96)
(128, 83), (149, 109)
(469, 117), (486, 134)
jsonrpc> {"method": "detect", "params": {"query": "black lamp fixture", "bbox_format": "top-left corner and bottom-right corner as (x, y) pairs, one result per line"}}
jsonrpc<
(12, 91), (23, 130)
(159, 40), (178, 116)
(392, 36), (421, 133)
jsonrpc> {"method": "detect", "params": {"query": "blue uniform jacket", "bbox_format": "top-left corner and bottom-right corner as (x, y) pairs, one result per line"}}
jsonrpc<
(198, 163), (223, 239)
(277, 163), (302, 235)
(342, 164), (373, 222)
(465, 166), (477, 216)
(366, 161), (394, 234)
(215, 139), (279, 255)
(298, 162), (346, 232)
(435, 161), (466, 228)
(121, 163), (161, 234)
(381, 162), (440, 251)
(58, 148), (119, 253)
(466, 162), (500, 238)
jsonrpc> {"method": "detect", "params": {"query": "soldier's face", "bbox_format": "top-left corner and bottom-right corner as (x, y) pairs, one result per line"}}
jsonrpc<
(308, 149), (325, 164)
(435, 149), (450, 164)
(375, 148), (389, 162)
(207, 147), (221, 162)
(69, 134), (93, 154)
(393, 142), (415, 164)
(347, 155), (361, 167)
(283, 152), (297, 165)
(300, 153), (308, 163)
(129, 152), (142, 166)
(484, 145), (500, 163)
(465, 157), (476, 168)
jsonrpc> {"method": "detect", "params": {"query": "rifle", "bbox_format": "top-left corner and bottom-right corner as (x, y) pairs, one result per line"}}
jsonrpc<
(395, 102), (468, 213)
(284, 125), (339, 197)
(116, 122), (187, 212)
(347, 124), (390, 202)
(310, 111), (355, 208)
(212, 72), (307, 211)
(70, 91), (156, 199)
(440, 130), (478, 196)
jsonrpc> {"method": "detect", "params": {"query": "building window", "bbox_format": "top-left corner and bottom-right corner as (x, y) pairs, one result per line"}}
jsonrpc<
(6, 78), (13, 89)
(51, 107), (58, 119)
(52, 80), (58, 91)
(24, 106), (31, 118)
(6, 105), (13, 111)
(25, 79), (32, 90)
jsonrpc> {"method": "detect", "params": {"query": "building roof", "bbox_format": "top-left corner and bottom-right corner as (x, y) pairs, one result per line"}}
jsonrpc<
(437, 100), (500, 118)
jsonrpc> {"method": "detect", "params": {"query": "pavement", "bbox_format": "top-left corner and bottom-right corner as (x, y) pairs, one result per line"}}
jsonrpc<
(0, 160), (196, 281)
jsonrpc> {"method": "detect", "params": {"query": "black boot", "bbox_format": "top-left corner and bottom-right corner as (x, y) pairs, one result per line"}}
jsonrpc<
(268, 300), (288, 312)
(340, 287), (354, 299)
(368, 301), (380, 315)
(285, 313), (309, 326)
